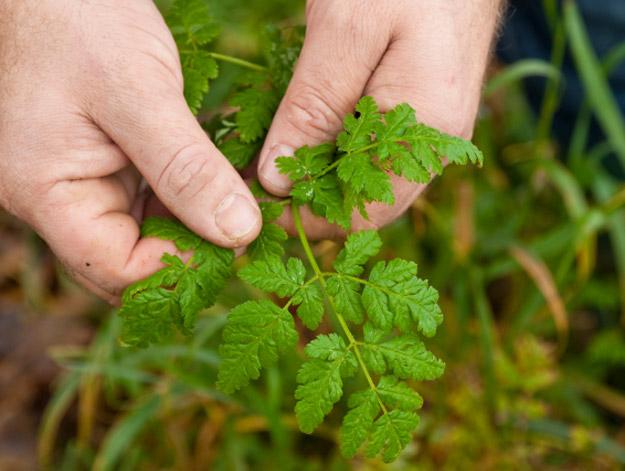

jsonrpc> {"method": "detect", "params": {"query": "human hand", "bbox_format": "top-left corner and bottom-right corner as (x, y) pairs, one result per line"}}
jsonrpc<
(257, 0), (502, 238)
(0, 0), (261, 302)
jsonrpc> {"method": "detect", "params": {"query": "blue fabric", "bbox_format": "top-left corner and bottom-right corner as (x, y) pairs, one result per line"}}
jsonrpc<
(497, 1), (625, 175)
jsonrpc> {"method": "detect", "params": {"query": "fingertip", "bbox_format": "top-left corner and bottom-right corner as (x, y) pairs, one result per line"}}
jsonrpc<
(258, 144), (294, 197)
(213, 193), (262, 247)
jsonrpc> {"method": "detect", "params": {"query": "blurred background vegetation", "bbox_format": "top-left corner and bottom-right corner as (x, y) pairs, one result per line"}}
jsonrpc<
(2, 0), (625, 469)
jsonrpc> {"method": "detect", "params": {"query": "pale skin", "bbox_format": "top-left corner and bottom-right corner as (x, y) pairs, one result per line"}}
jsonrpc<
(0, 0), (502, 303)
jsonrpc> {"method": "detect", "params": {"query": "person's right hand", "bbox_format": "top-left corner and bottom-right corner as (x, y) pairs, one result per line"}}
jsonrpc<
(0, 0), (262, 303)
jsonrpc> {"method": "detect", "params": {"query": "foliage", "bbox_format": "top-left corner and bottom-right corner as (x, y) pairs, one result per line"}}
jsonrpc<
(166, 0), (220, 114)
(115, 0), (486, 462)
(215, 26), (305, 169)
(118, 218), (233, 347)
(277, 97), (481, 229)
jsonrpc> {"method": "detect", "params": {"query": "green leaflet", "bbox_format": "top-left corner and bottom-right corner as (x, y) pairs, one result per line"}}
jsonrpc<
(325, 230), (380, 324)
(276, 144), (335, 181)
(230, 87), (280, 143)
(362, 335), (445, 380)
(339, 377), (423, 461)
(180, 53), (219, 115)
(405, 124), (483, 168)
(279, 96), (483, 230)
(366, 410), (420, 463)
(258, 200), (284, 223)
(119, 288), (179, 348)
(334, 230), (382, 276)
(166, 0), (220, 114)
(166, 0), (220, 46)
(263, 25), (306, 95)
(292, 283), (324, 330)
(219, 138), (261, 170)
(337, 152), (394, 204)
(217, 300), (298, 394)
(216, 27), (304, 168)
(362, 259), (443, 337)
(248, 223), (288, 261)
(337, 96), (381, 153)
(122, 254), (185, 305)
(239, 255), (325, 330)
(247, 202), (288, 262)
(376, 376), (424, 410)
(295, 359), (346, 433)
(340, 390), (379, 458)
(239, 257), (305, 297)
(141, 217), (201, 251)
(295, 334), (358, 433)
(119, 218), (234, 347)
(314, 176), (353, 229)
(375, 103), (418, 153)
(326, 275), (364, 324)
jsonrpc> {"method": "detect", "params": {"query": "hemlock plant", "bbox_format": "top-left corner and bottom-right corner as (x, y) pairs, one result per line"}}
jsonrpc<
(118, 0), (483, 462)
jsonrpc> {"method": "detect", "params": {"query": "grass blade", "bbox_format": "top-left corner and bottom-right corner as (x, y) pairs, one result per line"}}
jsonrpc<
(484, 59), (562, 98)
(93, 395), (161, 471)
(564, 1), (625, 170)
(37, 372), (82, 470)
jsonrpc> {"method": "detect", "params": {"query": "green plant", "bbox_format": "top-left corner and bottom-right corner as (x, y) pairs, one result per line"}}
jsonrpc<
(117, 0), (483, 463)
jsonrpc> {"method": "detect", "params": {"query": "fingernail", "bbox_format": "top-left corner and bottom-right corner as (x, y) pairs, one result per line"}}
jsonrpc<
(215, 193), (261, 242)
(261, 144), (294, 192)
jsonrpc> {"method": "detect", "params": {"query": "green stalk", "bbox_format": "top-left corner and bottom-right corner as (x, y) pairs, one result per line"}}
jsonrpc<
(469, 268), (497, 419)
(283, 275), (320, 311)
(340, 274), (402, 299)
(536, 14), (566, 142)
(315, 143), (378, 179)
(208, 52), (267, 72)
(291, 205), (388, 414)
(179, 50), (267, 72)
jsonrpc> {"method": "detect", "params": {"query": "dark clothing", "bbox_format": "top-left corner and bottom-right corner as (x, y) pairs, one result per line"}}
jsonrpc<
(497, 0), (625, 174)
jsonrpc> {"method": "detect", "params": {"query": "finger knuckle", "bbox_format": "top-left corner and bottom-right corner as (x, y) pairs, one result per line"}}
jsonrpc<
(157, 143), (216, 200)
(283, 85), (344, 141)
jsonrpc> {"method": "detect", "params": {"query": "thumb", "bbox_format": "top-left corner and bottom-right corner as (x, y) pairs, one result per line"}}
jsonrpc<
(93, 82), (261, 248)
(257, 4), (390, 196)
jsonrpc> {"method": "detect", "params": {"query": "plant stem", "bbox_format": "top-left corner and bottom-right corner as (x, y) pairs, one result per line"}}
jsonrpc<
(291, 205), (388, 414)
(536, 14), (566, 142)
(179, 50), (267, 72)
(283, 275), (320, 311)
(208, 52), (267, 72)
(315, 143), (378, 179)
(337, 273), (397, 296)
(469, 268), (497, 420)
